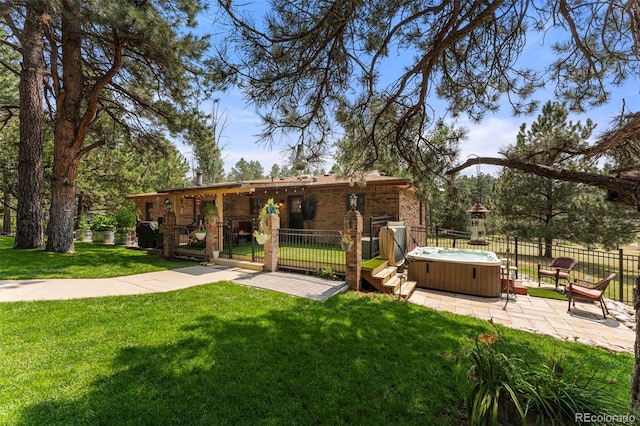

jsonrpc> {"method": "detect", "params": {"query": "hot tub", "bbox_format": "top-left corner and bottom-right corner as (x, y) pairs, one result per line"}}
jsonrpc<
(406, 247), (501, 297)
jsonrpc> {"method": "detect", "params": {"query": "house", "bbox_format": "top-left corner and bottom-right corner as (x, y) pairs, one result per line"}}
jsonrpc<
(126, 171), (426, 237)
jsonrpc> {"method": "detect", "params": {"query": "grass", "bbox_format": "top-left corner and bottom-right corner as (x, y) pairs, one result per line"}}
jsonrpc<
(526, 287), (568, 301)
(362, 257), (388, 270)
(0, 235), (635, 423)
(233, 241), (346, 262)
(0, 285), (634, 425)
(0, 236), (197, 279)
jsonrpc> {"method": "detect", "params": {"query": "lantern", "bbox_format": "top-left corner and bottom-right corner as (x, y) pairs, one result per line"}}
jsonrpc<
(349, 193), (358, 210)
(467, 202), (489, 245)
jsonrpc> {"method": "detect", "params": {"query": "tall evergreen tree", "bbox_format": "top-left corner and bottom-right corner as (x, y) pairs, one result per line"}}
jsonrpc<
(0, 31), (19, 235)
(490, 102), (637, 253)
(227, 158), (264, 181)
(1, 1), (227, 252)
(185, 101), (227, 185)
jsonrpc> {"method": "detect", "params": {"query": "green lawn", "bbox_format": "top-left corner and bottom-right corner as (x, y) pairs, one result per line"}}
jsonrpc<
(0, 285), (634, 425)
(0, 235), (635, 424)
(232, 241), (347, 262)
(0, 236), (197, 279)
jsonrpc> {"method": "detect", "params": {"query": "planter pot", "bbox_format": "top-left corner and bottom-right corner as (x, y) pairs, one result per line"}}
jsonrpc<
(341, 241), (353, 252)
(256, 234), (269, 245)
(92, 230), (115, 244)
(212, 250), (220, 259)
(267, 206), (276, 214)
(194, 232), (206, 241)
(77, 229), (92, 242)
(114, 232), (131, 246)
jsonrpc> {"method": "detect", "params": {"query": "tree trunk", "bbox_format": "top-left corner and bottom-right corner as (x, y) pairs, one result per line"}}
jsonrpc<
(45, 4), (84, 253)
(45, 154), (78, 253)
(2, 184), (11, 235)
(14, 7), (45, 249)
(631, 264), (640, 409)
(543, 236), (553, 258)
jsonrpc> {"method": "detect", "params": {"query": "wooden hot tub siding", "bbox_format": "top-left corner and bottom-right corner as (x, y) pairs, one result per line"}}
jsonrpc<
(407, 260), (501, 297)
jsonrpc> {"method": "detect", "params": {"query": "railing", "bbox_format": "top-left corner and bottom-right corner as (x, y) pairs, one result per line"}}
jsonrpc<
(218, 219), (263, 262)
(174, 225), (206, 261)
(414, 227), (639, 304)
(277, 228), (346, 278)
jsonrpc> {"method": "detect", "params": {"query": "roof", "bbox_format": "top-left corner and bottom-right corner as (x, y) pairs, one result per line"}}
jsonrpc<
(126, 171), (413, 199)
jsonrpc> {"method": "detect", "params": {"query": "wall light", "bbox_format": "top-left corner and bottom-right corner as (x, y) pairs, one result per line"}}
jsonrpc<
(349, 193), (357, 211)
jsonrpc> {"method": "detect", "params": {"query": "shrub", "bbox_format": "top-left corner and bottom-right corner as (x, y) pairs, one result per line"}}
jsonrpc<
(90, 215), (116, 232)
(114, 204), (139, 232)
(457, 331), (632, 425)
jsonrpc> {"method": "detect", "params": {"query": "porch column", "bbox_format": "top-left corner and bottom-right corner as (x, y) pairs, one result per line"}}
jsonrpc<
(263, 214), (280, 272)
(206, 217), (219, 261)
(163, 210), (176, 259)
(344, 209), (363, 291)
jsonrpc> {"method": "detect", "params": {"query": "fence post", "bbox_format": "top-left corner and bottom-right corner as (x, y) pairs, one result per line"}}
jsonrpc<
(163, 210), (176, 259)
(205, 217), (219, 261)
(344, 209), (363, 291)
(514, 236), (519, 279)
(435, 225), (439, 247)
(619, 248), (625, 302)
(263, 214), (280, 272)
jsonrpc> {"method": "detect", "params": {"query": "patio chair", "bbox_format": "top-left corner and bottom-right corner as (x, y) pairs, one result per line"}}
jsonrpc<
(566, 273), (616, 319)
(537, 257), (578, 290)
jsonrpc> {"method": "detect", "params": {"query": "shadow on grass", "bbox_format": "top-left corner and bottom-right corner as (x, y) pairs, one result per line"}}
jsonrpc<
(1, 236), (196, 279)
(15, 293), (485, 425)
(12, 285), (629, 425)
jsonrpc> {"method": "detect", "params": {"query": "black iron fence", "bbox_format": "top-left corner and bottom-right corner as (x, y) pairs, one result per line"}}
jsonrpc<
(277, 228), (346, 278)
(174, 224), (206, 261)
(410, 226), (638, 304)
(218, 219), (263, 262)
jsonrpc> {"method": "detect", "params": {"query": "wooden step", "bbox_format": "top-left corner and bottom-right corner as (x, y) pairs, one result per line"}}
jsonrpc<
(374, 266), (397, 285)
(394, 280), (417, 298)
(383, 275), (402, 290)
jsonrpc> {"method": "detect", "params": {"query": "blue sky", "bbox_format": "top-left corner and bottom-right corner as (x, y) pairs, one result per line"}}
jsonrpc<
(186, 3), (640, 178)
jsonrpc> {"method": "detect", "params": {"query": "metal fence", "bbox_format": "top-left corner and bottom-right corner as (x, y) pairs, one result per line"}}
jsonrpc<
(174, 225), (207, 261)
(410, 226), (638, 304)
(277, 228), (346, 278)
(217, 219), (264, 262)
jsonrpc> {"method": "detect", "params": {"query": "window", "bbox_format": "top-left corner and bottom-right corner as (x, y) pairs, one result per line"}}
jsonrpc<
(250, 197), (261, 215)
(145, 202), (153, 221)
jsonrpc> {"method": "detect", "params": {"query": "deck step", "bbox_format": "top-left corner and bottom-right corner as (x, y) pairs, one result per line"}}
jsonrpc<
(383, 275), (402, 289)
(374, 266), (397, 282)
(394, 280), (417, 298)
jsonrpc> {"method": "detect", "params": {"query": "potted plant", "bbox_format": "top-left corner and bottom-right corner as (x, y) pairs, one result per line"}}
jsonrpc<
(114, 203), (139, 245)
(259, 198), (279, 218)
(76, 216), (92, 242)
(194, 220), (206, 241)
(91, 214), (116, 244)
(253, 199), (279, 244)
(339, 230), (353, 251)
(253, 228), (269, 245)
(204, 201), (217, 218)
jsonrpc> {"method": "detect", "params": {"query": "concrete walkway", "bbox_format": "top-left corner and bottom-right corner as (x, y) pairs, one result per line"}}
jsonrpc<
(0, 264), (348, 303)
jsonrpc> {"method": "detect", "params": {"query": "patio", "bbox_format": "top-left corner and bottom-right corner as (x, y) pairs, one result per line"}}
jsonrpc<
(408, 283), (636, 354)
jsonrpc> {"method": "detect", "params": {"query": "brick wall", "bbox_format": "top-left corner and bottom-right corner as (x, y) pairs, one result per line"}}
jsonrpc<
(128, 185), (422, 231)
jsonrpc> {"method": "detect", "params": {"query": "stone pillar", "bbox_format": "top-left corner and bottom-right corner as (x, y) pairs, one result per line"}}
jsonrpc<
(263, 214), (280, 272)
(205, 216), (219, 261)
(344, 210), (363, 291)
(163, 211), (176, 259)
